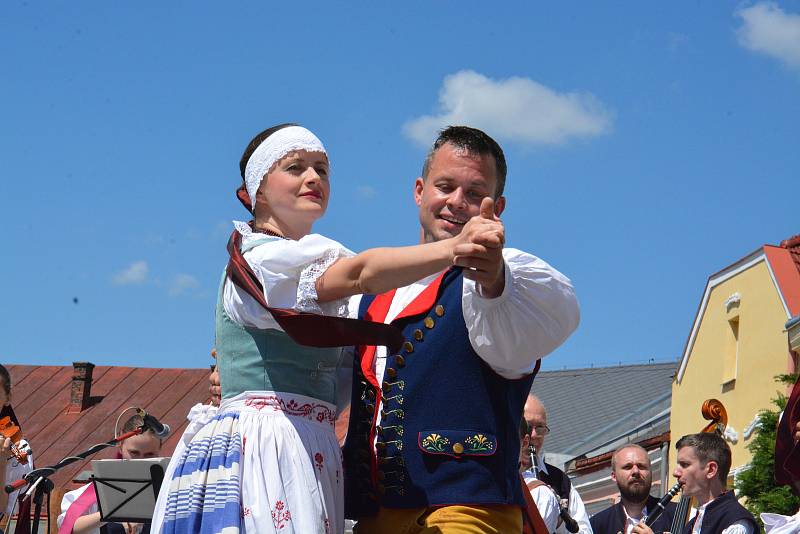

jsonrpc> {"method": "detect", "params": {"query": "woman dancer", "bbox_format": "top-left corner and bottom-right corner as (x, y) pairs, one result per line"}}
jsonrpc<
(155, 124), (502, 534)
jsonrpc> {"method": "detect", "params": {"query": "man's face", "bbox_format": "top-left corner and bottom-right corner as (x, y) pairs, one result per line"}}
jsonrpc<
(414, 143), (505, 243)
(611, 447), (652, 503)
(673, 446), (713, 499)
(524, 398), (548, 454)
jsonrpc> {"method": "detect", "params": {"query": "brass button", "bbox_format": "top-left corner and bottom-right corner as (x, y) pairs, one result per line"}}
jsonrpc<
(376, 442), (387, 451)
(424, 317), (435, 329)
(386, 367), (397, 378)
(413, 329), (424, 341)
(382, 380), (391, 391)
(396, 355), (406, 367)
(452, 442), (464, 454)
(376, 425), (384, 436)
(403, 341), (414, 353)
(377, 484), (386, 495)
(435, 304), (445, 317)
(376, 470), (386, 481)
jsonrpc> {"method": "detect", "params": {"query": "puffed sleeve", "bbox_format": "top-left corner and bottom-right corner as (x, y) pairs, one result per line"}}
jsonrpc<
(223, 230), (355, 330)
(462, 248), (580, 379)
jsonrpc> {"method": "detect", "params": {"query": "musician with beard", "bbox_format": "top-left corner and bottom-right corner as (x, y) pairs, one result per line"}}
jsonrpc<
(590, 444), (675, 534)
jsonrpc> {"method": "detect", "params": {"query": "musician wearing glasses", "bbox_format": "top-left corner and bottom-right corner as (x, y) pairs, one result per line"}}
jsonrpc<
(521, 395), (593, 534)
(590, 444), (675, 534)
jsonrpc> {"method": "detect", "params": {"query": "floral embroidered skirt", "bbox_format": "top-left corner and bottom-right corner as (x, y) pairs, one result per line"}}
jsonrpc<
(153, 391), (342, 534)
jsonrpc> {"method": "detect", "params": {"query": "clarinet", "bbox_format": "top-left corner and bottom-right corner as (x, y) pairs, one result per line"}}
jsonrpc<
(531, 445), (580, 533)
(644, 481), (683, 527)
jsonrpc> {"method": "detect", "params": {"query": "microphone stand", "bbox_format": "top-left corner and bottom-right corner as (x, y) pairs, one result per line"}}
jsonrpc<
(5, 426), (148, 534)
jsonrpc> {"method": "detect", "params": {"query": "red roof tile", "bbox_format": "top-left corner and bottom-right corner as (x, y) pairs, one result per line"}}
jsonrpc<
(780, 234), (800, 277)
(9, 364), (211, 494)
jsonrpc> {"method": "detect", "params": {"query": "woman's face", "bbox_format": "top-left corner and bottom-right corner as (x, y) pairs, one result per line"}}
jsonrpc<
(255, 149), (330, 233)
(119, 432), (161, 459)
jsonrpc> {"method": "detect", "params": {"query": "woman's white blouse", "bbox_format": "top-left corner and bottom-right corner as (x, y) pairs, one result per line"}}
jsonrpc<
(223, 223), (354, 330)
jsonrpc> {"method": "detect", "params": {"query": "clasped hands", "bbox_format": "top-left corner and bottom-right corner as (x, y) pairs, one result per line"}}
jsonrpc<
(451, 197), (505, 298)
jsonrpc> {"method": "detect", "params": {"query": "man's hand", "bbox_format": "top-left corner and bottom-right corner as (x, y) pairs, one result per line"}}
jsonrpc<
(452, 197), (505, 298)
(0, 437), (10, 469)
(631, 521), (655, 534)
(795, 420), (800, 442)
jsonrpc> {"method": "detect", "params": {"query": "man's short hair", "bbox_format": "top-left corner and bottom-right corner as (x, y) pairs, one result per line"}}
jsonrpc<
(0, 364), (11, 395)
(676, 433), (732, 484)
(421, 126), (507, 197)
(610, 443), (649, 470)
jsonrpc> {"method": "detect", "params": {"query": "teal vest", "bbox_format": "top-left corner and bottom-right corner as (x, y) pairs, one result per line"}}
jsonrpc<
(214, 237), (341, 404)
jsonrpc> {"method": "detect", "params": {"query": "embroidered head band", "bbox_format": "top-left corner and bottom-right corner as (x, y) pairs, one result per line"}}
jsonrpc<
(243, 125), (327, 210)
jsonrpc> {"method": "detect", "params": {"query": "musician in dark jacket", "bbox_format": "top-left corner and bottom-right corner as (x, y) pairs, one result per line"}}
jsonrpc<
(590, 444), (675, 534)
(632, 433), (756, 534)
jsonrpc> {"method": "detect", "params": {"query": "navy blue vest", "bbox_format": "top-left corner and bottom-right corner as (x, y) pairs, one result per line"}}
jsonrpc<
(343, 269), (535, 517)
(590, 496), (676, 534)
(683, 491), (756, 534)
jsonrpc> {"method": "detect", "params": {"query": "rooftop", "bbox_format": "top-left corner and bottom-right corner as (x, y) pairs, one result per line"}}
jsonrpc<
(9, 363), (211, 493)
(533, 362), (676, 461)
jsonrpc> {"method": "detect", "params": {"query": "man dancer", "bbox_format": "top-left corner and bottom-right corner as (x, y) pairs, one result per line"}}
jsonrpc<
(343, 126), (580, 533)
(590, 444), (675, 534)
(521, 395), (592, 534)
(632, 433), (756, 534)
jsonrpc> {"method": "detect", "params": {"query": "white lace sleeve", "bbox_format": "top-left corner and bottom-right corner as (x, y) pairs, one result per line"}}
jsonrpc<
(297, 245), (353, 316)
(224, 230), (355, 328)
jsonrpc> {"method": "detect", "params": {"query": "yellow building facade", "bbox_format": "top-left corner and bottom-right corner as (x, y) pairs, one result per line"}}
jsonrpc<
(670, 240), (800, 481)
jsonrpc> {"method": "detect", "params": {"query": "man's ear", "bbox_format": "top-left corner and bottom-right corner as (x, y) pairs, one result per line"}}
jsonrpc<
(611, 470), (618, 483)
(414, 177), (425, 207)
(494, 195), (506, 217)
(705, 460), (719, 480)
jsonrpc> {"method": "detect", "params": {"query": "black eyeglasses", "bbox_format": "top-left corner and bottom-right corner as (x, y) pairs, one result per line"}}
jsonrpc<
(531, 425), (550, 436)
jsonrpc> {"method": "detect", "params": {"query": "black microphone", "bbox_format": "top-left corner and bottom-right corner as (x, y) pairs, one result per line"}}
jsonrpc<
(137, 409), (171, 439)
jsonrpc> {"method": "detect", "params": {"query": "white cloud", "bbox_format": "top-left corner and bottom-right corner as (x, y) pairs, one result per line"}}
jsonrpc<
(356, 185), (378, 200)
(403, 70), (612, 147)
(169, 273), (199, 296)
(112, 261), (149, 285)
(736, 2), (800, 69)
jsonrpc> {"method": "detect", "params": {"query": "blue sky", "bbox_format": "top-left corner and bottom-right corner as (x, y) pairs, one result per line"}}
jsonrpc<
(2, 2), (798, 371)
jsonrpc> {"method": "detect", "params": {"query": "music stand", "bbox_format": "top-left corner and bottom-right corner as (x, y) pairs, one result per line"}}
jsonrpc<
(90, 458), (170, 523)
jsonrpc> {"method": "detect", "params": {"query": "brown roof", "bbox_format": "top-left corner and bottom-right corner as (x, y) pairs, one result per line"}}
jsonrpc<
(780, 234), (800, 278)
(9, 363), (211, 493)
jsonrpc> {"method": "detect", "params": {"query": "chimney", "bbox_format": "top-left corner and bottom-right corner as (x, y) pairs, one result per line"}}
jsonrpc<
(67, 361), (95, 413)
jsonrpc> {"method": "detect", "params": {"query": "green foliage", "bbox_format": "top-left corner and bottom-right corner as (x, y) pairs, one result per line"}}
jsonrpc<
(735, 375), (800, 529)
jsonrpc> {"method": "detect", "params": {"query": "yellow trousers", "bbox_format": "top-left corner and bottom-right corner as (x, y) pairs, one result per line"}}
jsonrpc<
(353, 504), (522, 534)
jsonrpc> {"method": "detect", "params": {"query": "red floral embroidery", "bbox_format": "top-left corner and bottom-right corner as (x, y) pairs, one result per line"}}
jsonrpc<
(244, 396), (335, 426)
(241, 507), (251, 518)
(314, 452), (324, 472)
(271, 500), (292, 529)
(324, 518), (331, 533)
